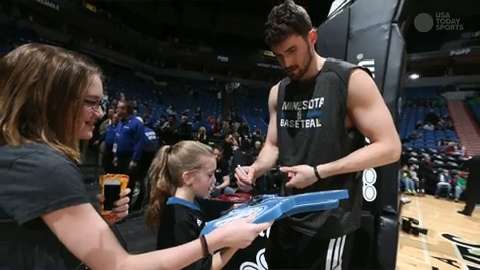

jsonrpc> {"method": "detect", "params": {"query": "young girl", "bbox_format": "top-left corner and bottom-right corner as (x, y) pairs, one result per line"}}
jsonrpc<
(147, 141), (240, 270)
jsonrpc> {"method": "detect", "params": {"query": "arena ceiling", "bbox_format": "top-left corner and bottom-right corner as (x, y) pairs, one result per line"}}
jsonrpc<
(92, 0), (479, 52)
(91, 0), (334, 51)
(91, 0), (479, 77)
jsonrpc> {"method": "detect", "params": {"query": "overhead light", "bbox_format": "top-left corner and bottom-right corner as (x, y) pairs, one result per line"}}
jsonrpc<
(409, 73), (420, 80)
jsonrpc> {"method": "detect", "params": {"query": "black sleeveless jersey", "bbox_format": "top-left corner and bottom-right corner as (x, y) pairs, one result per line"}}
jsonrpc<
(276, 58), (369, 237)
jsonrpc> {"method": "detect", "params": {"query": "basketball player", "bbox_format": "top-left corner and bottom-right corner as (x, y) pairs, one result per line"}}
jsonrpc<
(235, 1), (401, 269)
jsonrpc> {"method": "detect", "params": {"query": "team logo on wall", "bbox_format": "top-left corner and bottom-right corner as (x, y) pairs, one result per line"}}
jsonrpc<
(362, 168), (377, 202)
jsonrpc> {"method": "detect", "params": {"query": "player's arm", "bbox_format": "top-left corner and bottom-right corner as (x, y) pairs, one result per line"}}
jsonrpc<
(250, 84), (280, 179)
(317, 69), (401, 178)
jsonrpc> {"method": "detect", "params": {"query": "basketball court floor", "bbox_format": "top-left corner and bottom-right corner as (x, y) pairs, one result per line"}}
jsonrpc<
(397, 195), (479, 270)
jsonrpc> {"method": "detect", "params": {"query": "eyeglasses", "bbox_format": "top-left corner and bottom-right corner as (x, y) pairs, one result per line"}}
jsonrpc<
(83, 99), (103, 112)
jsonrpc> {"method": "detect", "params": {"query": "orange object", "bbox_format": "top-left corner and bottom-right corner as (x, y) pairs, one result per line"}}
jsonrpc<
(99, 174), (129, 222)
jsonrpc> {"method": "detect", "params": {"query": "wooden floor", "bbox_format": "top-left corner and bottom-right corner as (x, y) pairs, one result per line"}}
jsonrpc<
(397, 195), (480, 270)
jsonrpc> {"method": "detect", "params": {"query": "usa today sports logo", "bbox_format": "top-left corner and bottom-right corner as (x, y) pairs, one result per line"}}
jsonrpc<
(414, 12), (464, 32)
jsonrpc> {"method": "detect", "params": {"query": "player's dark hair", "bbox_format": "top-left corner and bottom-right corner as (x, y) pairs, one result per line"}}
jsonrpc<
(264, 0), (313, 47)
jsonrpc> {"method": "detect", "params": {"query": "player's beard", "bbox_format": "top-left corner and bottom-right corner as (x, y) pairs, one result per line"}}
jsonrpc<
(287, 44), (314, 81)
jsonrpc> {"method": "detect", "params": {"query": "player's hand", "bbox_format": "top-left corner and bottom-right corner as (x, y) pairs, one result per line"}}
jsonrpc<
(280, 165), (318, 189)
(214, 216), (271, 249)
(235, 165), (256, 192)
(98, 188), (131, 224)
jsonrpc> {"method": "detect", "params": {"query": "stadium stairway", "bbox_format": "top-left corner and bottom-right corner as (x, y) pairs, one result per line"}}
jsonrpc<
(448, 100), (480, 156)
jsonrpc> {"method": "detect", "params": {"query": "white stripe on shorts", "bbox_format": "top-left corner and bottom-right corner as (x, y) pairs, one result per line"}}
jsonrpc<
(325, 235), (347, 270)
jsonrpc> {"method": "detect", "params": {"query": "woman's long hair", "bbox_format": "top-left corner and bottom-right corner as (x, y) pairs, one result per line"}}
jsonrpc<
(0, 43), (102, 162)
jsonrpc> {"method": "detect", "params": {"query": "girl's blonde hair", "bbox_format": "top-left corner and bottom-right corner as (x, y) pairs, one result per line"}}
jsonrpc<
(146, 140), (214, 228)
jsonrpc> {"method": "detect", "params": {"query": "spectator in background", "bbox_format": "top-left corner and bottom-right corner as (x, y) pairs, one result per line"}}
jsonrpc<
(253, 140), (263, 158)
(419, 156), (436, 194)
(194, 106), (202, 123)
(98, 108), (115, 141)
(232, 121), (241, 134)
(422, 123), (435, 131)
(443, 141), (460, 155)
(212, 117), (223, 139)
(400, 165), (416, 195)
(133, 109), (139, 118)
(408, 129), (422, 141)
(415, 120), (423, 129)
(453, 171), (467, 202)
(102, 112), (119, 173)
(435, 117), (448, 130)
(410, 164), (424, 194)
(160, 114), (178, 145)
(231, 110), (241, 123)
(110, 99), (118, 111)
(239, 134), (252, 154)
(238, 121), (250, 137)
(166, 105), (176, 116)
(211, 146), (236, 197)
(195, 126), (208, 145)
(132, 100), (138, 112)
(223, 132), (236, 164)
(231, 132), (241, 152)
(152, 116), (166, 145)
(182, 109), (190, 117)
(154, 116), (167, 130)
(177, 114), (193, 141)
(119, 92), (126, 101)
(221, 120), (232, 138)
(95, 108), (114, 169)
(252, 128), (262, 143)
(114, 99), (145, 207)
(143, 109), (155, 128)
(206, 115), (217, 135)
(231, 134), (255, 180)
(435, 169), (452, 199)
(424, 109), (440, 125)
(136, 125), (160, 211)
(458, 155), (480, 216)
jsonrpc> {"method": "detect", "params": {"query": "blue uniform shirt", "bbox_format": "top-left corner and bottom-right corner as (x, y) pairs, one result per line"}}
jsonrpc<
(105, 123), (117, 147)
(114, 116), (144, 161)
